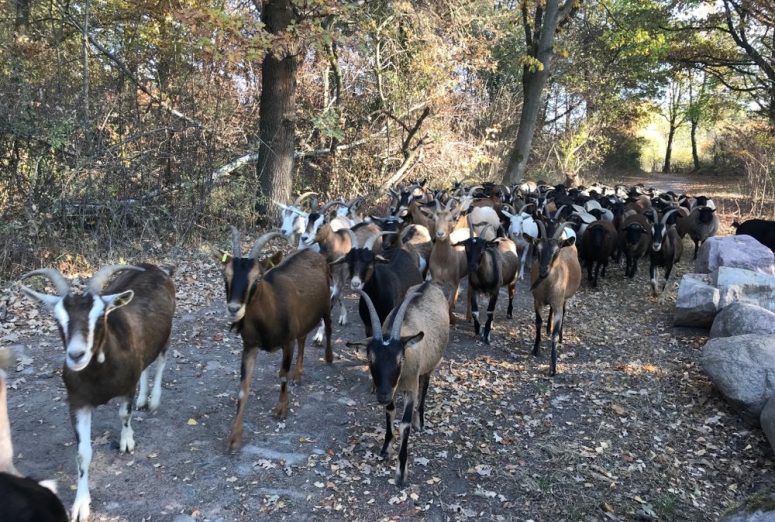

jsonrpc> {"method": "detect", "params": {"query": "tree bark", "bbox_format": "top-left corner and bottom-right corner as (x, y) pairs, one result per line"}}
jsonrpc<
(255, 0), (299, 218)
(15, 0), (31, 34)
(690, 117), (700, 171)
(663, 121), (676, 173)
(503, 0), (577, 185)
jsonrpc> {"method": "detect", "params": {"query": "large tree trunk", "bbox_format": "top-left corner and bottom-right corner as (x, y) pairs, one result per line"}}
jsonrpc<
(255, 0), (298, 219)
(502, 0), (577, 185)
(15, 0), (31, 34)
(690, 117), (700, 171)
(663, 121), (676, 173)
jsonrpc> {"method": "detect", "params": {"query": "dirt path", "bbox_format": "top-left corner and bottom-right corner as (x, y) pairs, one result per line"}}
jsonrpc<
(1, 174), (771, 521)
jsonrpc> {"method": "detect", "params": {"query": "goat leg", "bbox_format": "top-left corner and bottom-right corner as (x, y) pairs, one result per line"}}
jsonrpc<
(506, 281), (515, 318)
(228, 347), (258, 451)
(417, 374), (431, 431)
(324, 313), (333, 364)
(649, 262), (659, 296)
(380, 401), (396, 458)
(482, 293), (498, 344)
(546, 308), (553, 336)
(470, 290), (480, 336)
(273, 343), (294, 418)
(289, 336), (306, 384)
(532, 308), (542, 356)
(70, 406), (93, 522)
(593, 261), (602, 288)
(149, 350), (167, 411)
(136, 367), (150, 410)
(549, 306), (563, 377)
(448, 283), (458, 325)
(396, 396), (415, 487)
(118, 397), (135, 453)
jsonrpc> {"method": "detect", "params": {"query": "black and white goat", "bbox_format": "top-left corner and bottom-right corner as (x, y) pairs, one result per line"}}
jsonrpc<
(649, 209), (683, 295)
(21, 264), (175, 521)
(347, 282), (449, 486)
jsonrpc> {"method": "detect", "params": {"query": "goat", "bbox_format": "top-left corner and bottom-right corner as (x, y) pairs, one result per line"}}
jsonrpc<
(275, 191), (318, 245)
(618, 213), (652, 278)
(0, 348), (68, 522)
(502, 204), (539, 280)
(649, 209), (683, 295)
(346, 282), (449, 486)
(733, 219), (775, 251)
(578, 220), (617, 288)
(21, 264), (175, 522)
(332, 232), (422, 337)
(677, 206), (719, 259)
(428, 200), (470, 324)
(524, 221), (581, 376)
(221, 229), (332, 449)
(454, 225), (518, 343)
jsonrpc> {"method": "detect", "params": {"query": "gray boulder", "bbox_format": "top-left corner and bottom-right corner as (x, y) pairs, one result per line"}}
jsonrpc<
(714, 266), (775, 312)
(696, 235), (775, 275)
(701, 334), (775, 425)
(711, 302), (775, 338)
(722, 510), (775, 522)
(674, 273), (719, 328)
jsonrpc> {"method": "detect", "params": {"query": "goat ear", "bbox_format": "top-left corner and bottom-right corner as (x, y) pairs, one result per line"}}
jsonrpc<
(522, 233), (537, 246)
(400, 331), (424, 349)
(260, 251), (283, 271)
(215, 250), (232, 265)
(345, 338), (372, 349)
(560, 236), (576, 248)
(20, 288), (62, 310)
(102, 289), (134, 313)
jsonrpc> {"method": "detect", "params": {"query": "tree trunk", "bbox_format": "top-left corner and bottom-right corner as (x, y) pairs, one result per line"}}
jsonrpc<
(15, 0), (31, 34)
(690, 118), (700, 171)
(503, 0), (576, 185)
(255, 0), (298, 219)
(663, 122), (676, 173)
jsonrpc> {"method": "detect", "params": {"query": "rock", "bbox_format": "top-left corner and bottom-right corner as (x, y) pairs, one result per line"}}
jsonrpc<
(722, 510), (775, 522)
(701, 334), (775, 424)
(714, 267), (775, 312)
(674, 273), (719, 328)
(761, 396), (775, 456)
(710, 302), (775, 338)
(696, 235), (775, 275)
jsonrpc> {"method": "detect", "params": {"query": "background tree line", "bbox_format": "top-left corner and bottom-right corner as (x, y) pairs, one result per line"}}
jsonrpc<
(0, 0), (772, 279)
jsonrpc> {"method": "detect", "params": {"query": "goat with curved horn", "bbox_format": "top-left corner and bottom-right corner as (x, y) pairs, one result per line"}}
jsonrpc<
(248, 231), (287, 259)
(355, 290), (384, 343)
(230, 225), (242, 258)
(87, 265), (145, 295)
(346, 282), (449, 487)
(20, 268), (71, 297)
(293, 191), (318, 206)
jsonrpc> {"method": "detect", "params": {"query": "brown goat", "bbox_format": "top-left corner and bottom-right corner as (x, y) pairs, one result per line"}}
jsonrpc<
(221, 229), (332, 450)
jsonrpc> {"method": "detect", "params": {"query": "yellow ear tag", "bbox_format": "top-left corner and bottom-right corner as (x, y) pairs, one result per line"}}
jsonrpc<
(221, 252), (229, 263)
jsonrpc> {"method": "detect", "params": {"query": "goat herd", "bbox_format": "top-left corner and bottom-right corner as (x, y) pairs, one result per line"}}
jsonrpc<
(1, 177), (756, 522)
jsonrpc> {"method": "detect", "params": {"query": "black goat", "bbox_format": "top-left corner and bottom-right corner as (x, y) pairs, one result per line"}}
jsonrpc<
(578, 220), (617, 288)
(618, 213), (652, 278)
(733, 219), (775, 251)
(333, 231), (423, 337)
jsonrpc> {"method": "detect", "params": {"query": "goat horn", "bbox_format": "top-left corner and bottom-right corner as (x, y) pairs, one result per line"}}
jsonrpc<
(320, 199), (345, 214)
(468, 217), (475, 237)
(19, 268), (71, 296)
(293, 191), (318, 206)
(273, 200), (289, 210)
(230, 225), (242, 258)
(355, 289), (384, 342)
(479, 223), (493, 239)
(389, 189), (399, 199)
(536, 219), (547, 239)
(553, 222), (575, 240)
(518, 203), (531, 214)
(87, 265), (145, 295)
(347, 196), (364, 210)
(345, 228), (359, 249)
(661, 208), (679, 226)
(389, 285), (422, 340)
(554, 205), (567, 219)
(248, 231), (286, 259)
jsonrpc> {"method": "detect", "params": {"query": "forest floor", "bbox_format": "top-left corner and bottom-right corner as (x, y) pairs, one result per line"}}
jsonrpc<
(1, 173), (772, 521)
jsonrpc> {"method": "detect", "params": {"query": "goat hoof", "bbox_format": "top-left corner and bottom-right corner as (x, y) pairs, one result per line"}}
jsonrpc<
(71, 494), (91, 522)
(338, 317), (347, 326)
(379, 448), (390, 459)
(135, 397), (148, 410)
(227, 432), (243, 452)
(273, 402), (289, 418)
(481, 335), (490, 345)
(288, 371), (302, 384)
